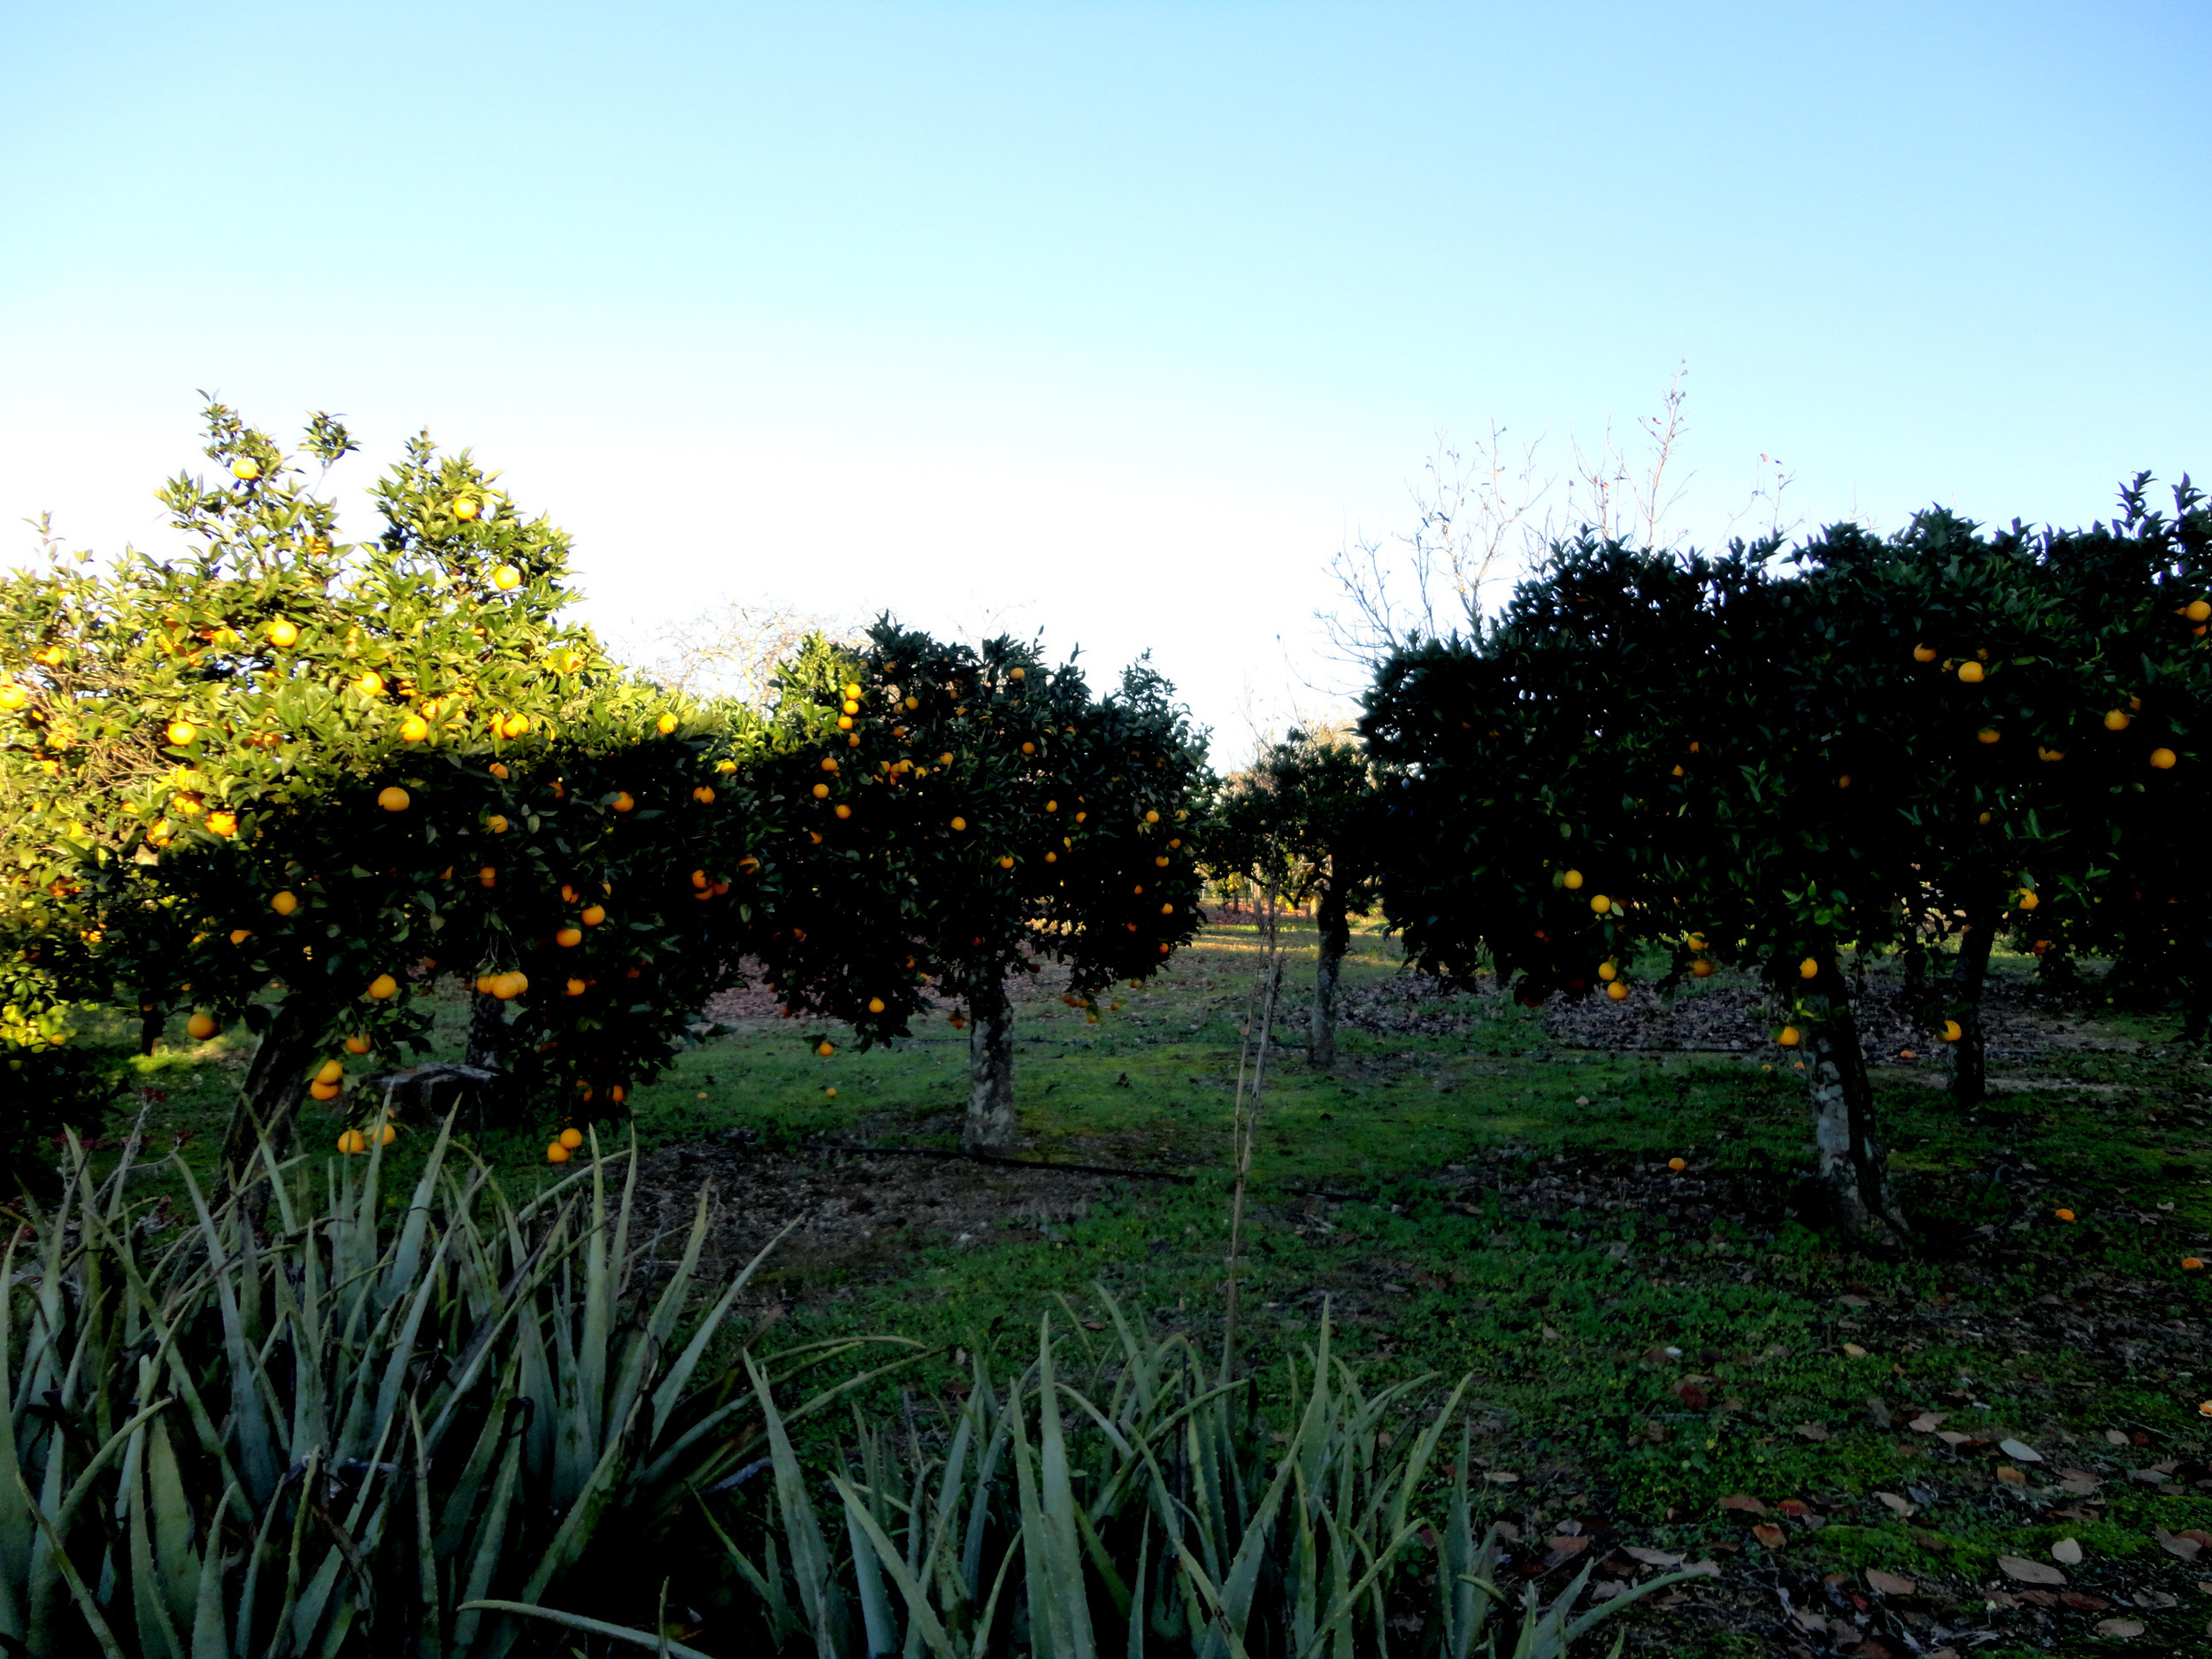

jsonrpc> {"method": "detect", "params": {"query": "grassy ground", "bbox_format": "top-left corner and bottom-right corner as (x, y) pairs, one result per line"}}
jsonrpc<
(53, 918), (2212, 1655)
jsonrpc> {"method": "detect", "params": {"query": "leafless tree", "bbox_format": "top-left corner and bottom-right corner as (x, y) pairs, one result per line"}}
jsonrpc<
(1565, 359), (1694, 549)
(635, 600), (862, 708)
(1318, 422), (1555, 665)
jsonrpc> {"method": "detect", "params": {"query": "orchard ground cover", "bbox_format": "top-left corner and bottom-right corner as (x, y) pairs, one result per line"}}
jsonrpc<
(45, 913), (2212, 1656)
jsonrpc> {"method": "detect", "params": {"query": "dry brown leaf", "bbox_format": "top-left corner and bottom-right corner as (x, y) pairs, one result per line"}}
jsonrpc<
(1540, 1325), (1562, 1340)
(2093, 1618), (2145, 1638)
(2129, 1467), (2170, 1484)
(2154, 1528), (2203, 1561)
(2103, 1428), (2130, 1445)
(1794, 1422), (1831, 1441)
(1865, 1569), (1916, 1594)
(1482, 1471), (1519, 1484)
(1907, 1412), (1942, 1432)
(2061, 1591), (2110, 1610)
(1719, 1494), (1768, 1515)
(1751, 1524), (1786, 1549)
(2050, 1538), (2083, 1564)
(1874, 1492), (1914, 1516)
(1936, 1430), (1971, 1446)
(1998, 1438), (2043, 1463)
(1842, 1342), (1869, 1358)
(1623, 1547), (1683, 1568)
(1682, 1559), (1721, 1578)
(1995, 1466), (2027, 1485)
(1998, 1555), (2066, 1585)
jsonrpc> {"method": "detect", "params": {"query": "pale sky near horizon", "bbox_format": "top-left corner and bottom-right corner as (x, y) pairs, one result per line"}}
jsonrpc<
(4, 3), (2206, 764)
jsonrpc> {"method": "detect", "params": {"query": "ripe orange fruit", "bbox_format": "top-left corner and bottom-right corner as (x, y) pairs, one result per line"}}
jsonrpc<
(692, 786), (715, 804)
(556, 926), (583, 948)
(479, 866), (497, 887)
(271, 890), (299, 915)
(336, 1128), (367, 1154)
(165, 719), (196, 746)
(2016, 889), (2039, 911)
(1691, 957), (1716, 978)
(2103, 709), (2131, 731)
(207, 810), (237, 838)
(1044, 851), (1057, 863)
(1940, 1019), (1962, 1041)
(316, 1058), (343, 1085)
(1798, 957), (1818, 979)
(1021, 741), (1035, 755)
(494, 971), (528, 1000)
(1589, 895), (1610, 914)
(1778, 1025), (1801, 1047)
(1144, 810), (1160, 824)
(1957, 660), (1985, 684)
(2149, 748), (2177, 770)
(1597, 962), (1617, 981)
(377, 1123), (397, 1146)
(547, 1142), (572, 1164)
(1913, 644), (1937, 663)
(1668, 1156), (1686, 1171)
(399, 713), (430, 741)
(2189, 600), (2212, 622)
(558, 1126), (584, 1150)
(1563, 869), (1584, 889)
(580, 903), (605, 926)
(950, 816), (967, 831)
(1605, 980), (1629, 1001)
(998, 855), (1015, 869)
(1977, 726), (2001, 744)
(1045, 800), (1059, 811)
(834, 803), (851, 818)
(2184, 1256), (2205, 1271)
(366, 973), (399, 1001)
(267, 618), (299, 649)
(867, 996), (886, 1014)
(344, 1034), (370, 1055)
(186, 1011), (218, 1040)
(817, 1040), (835, 1057)
(611, 791), (634, 811)
(378, 786), (411, 812)
(812, 782), (831, 798)
(232, 457), (260, 480)
(355, 672), (385, 698)
(486, 813), (509, 834)
(656, 712), (679, 735)
(2054, 1207), (2076, 1222)
(491, 562), (521, 590)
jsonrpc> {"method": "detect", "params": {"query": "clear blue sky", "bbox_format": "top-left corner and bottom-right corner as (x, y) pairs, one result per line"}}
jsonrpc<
(4, 2), (2205, 758)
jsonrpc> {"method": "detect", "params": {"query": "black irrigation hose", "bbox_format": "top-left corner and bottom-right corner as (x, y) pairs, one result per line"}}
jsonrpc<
(813, 1142), (1197, 1185)
(813, 1141), (1380, 1202)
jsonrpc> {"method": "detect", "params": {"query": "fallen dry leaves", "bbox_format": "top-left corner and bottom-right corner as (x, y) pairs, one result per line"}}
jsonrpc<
(1997, 1555), (2066, 1586)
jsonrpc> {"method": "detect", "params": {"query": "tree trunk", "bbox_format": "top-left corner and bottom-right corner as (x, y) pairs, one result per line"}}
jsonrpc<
(218, 1001), (319, 1190)
(1801, 965), (1909, 1246)
(1947, 910), (1997, 1108)
(965, 964), (1017, 1151)
(1311, 887), (1349, 1067)
(465, 991), (510, 1070)
(137, 1004), (165, 1057)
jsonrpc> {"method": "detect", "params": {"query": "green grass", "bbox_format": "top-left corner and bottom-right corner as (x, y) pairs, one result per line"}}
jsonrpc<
(50, 918), (2212, 1655)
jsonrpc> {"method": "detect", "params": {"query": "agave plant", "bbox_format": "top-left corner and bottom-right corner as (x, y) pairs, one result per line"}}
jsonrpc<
(533, 1291), (1696, 1658)
(0, 1120), (909, 1657)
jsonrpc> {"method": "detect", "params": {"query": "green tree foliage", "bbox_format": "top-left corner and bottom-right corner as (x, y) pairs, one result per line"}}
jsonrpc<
(747, 622), (1211, 1148)
(1363, 477), (2208, 1243)
(1210, 729), (1380, 1064)
(1, 405), (772, 1174)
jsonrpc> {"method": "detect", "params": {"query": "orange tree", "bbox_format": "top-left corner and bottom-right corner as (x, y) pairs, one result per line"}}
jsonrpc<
(741, 622), (1211, 1149)
(1363, 532), (1930, 1243)
(1206, 729), (1381, 1065)
(0, 404), (777, 1176)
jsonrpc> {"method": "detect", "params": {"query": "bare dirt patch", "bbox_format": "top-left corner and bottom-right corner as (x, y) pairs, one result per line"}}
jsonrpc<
(627, 1132), (1123, 1303)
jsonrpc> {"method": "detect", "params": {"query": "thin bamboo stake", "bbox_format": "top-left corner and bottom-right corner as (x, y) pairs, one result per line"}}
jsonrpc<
(1220, 891), (1285, 1387)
